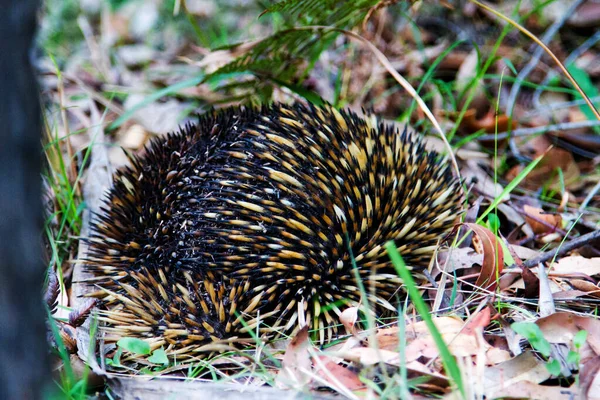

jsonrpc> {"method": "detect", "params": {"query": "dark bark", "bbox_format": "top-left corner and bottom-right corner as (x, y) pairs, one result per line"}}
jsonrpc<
(0, 1), (48, 399)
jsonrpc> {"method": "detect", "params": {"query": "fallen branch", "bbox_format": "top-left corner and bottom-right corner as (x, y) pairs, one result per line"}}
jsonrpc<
(521, 229), (600, 269)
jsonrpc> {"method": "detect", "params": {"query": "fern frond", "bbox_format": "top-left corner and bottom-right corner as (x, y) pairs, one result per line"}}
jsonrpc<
(207, 28), (334, 80)
(201, 0), (398, 104)
(262, 0), (380, 27)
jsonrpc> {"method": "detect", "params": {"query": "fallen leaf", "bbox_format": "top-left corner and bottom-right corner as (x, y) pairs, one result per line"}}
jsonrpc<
(340, 306), (359, 336)
(460, 223), (505, 292)
(506, 136), (580, 191)
(462, 306), (491, 336)
(552, 256), (600, 277)
(580, 355), (600, 399)
(487, 380), (578, 399)
(313, 355), (364, 392)
(462, 160), (510, 202)
(536, 312), (600, 361)
(483, 351), (551, 393)
(276, 326), (313, 390)
(523, 204), (562, 234)
(569, 280), (600, 298)
(123, 94), (191, 135)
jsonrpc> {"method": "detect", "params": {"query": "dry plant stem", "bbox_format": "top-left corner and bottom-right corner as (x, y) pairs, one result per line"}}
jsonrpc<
(504, 0), (584, 115)
(57, 71), (79, 197)
(533, 30), (600, 108)
(520, 229), (600, 269)
(537, 261), (573, 377)
(78, 15), (111, 81)
(471, 0), (600, 122)
(477, 120), (600, 141)
(62, 73), (124, 115)
(71, 99), (113, 376)
(526, 95), (600, 117)
(579, 180), (600, 212)
(503, 0), (585, 158)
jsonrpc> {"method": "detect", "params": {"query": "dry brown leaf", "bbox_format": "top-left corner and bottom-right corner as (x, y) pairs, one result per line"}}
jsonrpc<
(487, 380), (578, 399)
(461, 223), (505, 292)
(118, 123), (148, 150)
(455, 50), (480, 94)
(580, 355), (600, 400)
(552, 256), (600, 277)
(485, 346), (512, 365)
(436, 247), (484, 275)
(523, 204), (562, 234)
(536, 312), (600, 361)
(123, 94), (191, 135)
(570, 279), (600, 298)
(462, 306), (491, 336)
(483, 351), (551, 394)
(462, 160), (509, 201)
(506, 136), (580, 191)
(462, 108), (515, 135)
(276, 326), (313, 390)
(375, 317), (490, 361)
(344, 346), (400, 365)
(312, 355), (365, 393)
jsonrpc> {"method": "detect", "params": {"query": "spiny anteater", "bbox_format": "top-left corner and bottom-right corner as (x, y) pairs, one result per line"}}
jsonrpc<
(85, 102), (463, 359)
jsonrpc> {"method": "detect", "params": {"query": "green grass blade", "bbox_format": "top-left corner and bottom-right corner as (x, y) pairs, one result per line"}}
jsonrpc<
(109, 75), (204, 130)
(476, 152), (544, 224)
(385, 241), (465, 398)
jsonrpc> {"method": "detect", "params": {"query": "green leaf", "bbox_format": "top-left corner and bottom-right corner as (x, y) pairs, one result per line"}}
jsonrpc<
(511, 322), (551, 358)
(109, 75), (204, 130)
(573, 330), (588, 349)
(502, 57), (518, 75)
(546, 359), (561, 376)
(117, 337), (151, 355)
(487, 214), (500, 234)
(107, 347), (123, 367)
(148, 348), (169, 366)
(567, 350), (579, 365)
(476, 153), (544, 225)
(567, 64), (600, 132)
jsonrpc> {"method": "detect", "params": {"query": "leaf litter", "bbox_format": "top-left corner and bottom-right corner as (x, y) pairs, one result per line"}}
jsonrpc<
(39, 0), (600, 398)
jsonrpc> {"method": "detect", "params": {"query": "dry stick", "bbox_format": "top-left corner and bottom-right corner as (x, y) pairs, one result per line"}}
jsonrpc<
(472, 0), (599, 121)
(525, 95), (600, 117)
(477, 120), (600, 141)
(501, 0), (585, 158)
(504, 0), (585, 116)
(533, 30), (600, 108)
(579, 180), (600, 213)
(521, 229), (600, 269)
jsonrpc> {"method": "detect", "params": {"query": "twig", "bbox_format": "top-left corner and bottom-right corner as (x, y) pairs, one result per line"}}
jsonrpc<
(521, 229), (600, 268)
(502, 0), (586, 158)
(504, 0), (585, 116)
(525, 95), (600, 118)
(477, 120), (600, 141)
(533, 30), (600, 108)
(580, 180), (600, 212)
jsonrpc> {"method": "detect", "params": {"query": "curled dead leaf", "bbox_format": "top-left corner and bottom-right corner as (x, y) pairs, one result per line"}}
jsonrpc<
(460, 223), (504, 292)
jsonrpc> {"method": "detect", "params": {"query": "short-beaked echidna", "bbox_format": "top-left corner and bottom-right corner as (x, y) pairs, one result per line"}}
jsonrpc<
(85, 103), (463, 356)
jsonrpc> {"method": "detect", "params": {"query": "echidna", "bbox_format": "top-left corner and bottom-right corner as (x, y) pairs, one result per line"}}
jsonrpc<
(85, 102), (462, 358)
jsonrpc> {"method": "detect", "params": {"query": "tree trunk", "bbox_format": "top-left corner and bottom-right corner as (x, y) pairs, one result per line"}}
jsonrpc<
(0, 1), (48, 399)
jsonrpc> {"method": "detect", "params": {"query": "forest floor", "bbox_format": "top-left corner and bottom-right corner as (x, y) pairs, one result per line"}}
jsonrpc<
(39, 1), (600, 399)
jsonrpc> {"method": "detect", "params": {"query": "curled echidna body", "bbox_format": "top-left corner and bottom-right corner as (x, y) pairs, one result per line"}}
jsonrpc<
(85, 103), (463, 356)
